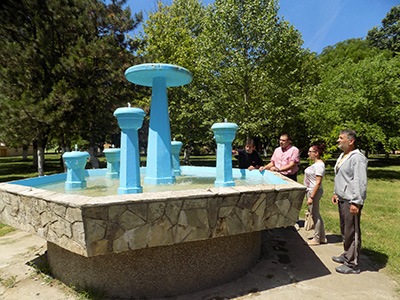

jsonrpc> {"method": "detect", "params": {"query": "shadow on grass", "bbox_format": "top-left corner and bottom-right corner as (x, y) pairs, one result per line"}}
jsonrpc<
(367, 169), (400, 181)
(361, 248), (389, 272)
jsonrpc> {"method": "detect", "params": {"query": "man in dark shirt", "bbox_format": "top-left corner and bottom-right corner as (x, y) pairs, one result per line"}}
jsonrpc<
(232, 139), (263, 170)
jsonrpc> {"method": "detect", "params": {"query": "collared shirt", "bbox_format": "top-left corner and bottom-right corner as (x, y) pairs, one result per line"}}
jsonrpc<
(271, 145), (300, 175)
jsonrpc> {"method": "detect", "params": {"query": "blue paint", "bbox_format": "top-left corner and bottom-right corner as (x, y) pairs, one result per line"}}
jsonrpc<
(9, 166), (289, 196)
(103, 148), (120, 179)
(125, 63), (192, 87)
(171, 141), (183, 176)
(114, 107), (145, 194)
(62, 151), (89, 190)
(125, 63), (192, 185)
(211, 122), (239, 187)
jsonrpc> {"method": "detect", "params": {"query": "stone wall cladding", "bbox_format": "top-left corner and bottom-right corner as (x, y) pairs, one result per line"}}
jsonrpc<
(0, 177), (305, 257)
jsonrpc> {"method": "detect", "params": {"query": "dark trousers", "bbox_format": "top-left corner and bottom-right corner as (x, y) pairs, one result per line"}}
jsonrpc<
(338, 200), (362, 268)
(286, 173), (297, 182)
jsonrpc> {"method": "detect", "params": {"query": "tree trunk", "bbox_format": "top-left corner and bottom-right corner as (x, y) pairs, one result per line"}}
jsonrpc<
(88, 146), (100, 169)
(22, 144), (29, 161)
(36, 134), (48, 176)
(385, 152), (389, 159)
(33, 141), (38, 168)
(184, 147), (191, 165)
(37, 146), (45, 176)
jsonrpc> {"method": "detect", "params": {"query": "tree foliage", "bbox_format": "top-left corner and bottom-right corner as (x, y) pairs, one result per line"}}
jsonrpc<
(306, 52), (400, 154)
(0, 0), (142, 174)
(137, 0), (320, 156)
(367, 5), (400, 55)
(136, 0), (210, 159)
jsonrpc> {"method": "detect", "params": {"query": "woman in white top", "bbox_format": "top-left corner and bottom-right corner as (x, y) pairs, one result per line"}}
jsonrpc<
(304, 144), (327, 246)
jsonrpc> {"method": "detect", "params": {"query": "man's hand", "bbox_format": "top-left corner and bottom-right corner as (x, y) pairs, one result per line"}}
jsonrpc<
(332, 195), (339, 205)
(350, 204), (360, 216)
(248, 165), (256, 171)
(232, 149), (238, 156)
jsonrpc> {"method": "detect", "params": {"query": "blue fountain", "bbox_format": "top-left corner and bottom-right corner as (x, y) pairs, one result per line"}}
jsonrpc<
(211, 121), (239, 187)
(114, 106), (145, 194)
(125, 63), (192, 185)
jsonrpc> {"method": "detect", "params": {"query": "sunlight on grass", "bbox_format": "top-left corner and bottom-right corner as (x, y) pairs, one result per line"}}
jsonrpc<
(0, 223), (15, 237)
(299, 155), (400, 285)
(1, 153), (400, 286)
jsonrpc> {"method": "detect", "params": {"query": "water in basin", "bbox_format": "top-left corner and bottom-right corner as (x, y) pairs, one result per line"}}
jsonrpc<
(34, 173), (283, 197)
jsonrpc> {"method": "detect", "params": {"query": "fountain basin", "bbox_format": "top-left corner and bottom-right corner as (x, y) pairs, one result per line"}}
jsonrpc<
(0, 167), (305, 298)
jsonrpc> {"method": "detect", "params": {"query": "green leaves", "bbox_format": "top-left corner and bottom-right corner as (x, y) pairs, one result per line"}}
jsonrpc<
(367, 5), (400, 55)
(0, 0), (143, 173)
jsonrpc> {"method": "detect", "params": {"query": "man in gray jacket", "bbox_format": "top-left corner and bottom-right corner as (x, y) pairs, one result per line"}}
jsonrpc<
(331, 129), (368, 274)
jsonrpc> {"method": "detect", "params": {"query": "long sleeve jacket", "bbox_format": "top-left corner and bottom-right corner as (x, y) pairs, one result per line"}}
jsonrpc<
(334, 149), (368, 206)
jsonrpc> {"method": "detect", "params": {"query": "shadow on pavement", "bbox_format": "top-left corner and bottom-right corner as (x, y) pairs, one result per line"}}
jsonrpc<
(173, 227), (332, 300)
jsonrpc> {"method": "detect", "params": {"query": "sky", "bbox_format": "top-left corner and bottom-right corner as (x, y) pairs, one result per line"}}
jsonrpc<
(126, 0), (398, 54)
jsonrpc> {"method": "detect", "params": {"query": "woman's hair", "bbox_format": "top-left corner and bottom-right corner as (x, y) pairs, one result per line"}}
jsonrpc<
(311, 144), (326, 158)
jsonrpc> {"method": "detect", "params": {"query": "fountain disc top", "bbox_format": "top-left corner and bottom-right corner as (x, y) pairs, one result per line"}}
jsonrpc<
(125, 63), (192, 87)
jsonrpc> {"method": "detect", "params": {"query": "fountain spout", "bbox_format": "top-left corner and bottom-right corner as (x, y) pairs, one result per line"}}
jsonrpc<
(103, 148), (121, 180)
(114, 107), (146, 194)
(62, 151), (89, 190)
(211, 121), (239, 187)
(171, 141), (183, 176)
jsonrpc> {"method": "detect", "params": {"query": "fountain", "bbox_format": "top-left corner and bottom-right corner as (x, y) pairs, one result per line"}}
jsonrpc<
(103, 148), (120, 179)
(125, 63), (192, 185)
(114, 106), (145, 194)
(0, 63), (306, 299)
(62, 147), (89, 190)
(171, 140), (183, 176)
(212, 120), (239, 187)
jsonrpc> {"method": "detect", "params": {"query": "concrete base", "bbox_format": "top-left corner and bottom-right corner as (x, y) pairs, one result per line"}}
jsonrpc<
(47, 232), (261, 299)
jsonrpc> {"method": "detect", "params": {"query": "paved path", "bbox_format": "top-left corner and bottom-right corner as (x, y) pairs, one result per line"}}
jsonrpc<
(0, 227), (399, 300)
(177, 227), (400, 300)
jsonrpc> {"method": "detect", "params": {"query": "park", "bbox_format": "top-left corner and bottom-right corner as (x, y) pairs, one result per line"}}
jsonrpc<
(1, 0), (400, 299)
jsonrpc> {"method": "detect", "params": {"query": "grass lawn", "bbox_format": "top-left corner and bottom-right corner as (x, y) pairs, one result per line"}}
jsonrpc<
(1, 153), (400, 285)
(297, 154), (400, 284)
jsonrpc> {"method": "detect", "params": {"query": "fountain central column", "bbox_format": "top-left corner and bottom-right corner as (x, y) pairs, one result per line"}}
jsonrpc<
(145, 76), (174, 184)
(124, 63), (192, 185)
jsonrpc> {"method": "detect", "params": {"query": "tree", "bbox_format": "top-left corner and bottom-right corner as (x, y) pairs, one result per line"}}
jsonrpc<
(305, 54), (400, 155)
(367, 5), (400, 55)
(0, 0), (142, 174)
(197, 0), (320, 152)
(320, 38), (392, 68)
(135, 0), (210, 162)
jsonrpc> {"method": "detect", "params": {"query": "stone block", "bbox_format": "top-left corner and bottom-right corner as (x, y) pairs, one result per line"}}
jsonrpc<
(165, 200), (183, 225)
(118, 209), (146, 230)
(148, 201), (166, 222)
(127, 202), (148, 221)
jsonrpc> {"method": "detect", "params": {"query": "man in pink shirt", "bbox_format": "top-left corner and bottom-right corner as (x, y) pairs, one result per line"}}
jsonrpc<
(260, 133), (300, 181)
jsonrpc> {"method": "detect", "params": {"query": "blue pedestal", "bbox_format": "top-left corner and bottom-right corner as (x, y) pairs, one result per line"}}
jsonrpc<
(211, 122), (239, 187)
(171, 141), (183, 176)
(103, 149), (120, 179)
(114, 107), (145, 195)
(62, 151), (89, 190)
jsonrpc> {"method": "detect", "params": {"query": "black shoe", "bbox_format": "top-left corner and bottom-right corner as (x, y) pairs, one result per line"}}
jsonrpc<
(335, 264), (360, 274)
(332, 255), (346, 264)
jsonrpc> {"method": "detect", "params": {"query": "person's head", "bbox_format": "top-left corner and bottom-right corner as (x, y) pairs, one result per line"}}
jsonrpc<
(279, 133), (291, 150)
(308, 144), (326, 160)
(245, 139), (256, 154)
(337, 129), (357, 153)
